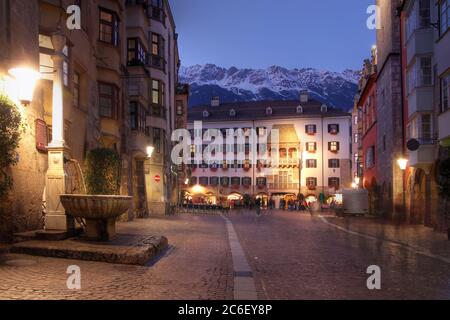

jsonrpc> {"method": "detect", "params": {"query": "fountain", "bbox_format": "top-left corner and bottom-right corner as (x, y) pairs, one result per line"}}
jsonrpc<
(60, 158), (132, 242)
(60, 194), (132, 241)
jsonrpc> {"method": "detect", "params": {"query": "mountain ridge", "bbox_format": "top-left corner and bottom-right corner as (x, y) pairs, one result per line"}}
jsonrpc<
(179, 64), (360, 111)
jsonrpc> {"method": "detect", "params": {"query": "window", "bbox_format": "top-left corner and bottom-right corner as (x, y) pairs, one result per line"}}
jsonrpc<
(421, 114), (432, 143)
(202, 110), (209, 118)
(152, 79), (165, 118)
(189, 177), (198, 186)
(442, 74), (450, 113)
(408, 56), (433, 91)
(257, 127), (266, 136)
(419, 0), (431, 27)
(366, 146), (375, 169)
(329, 159), (340, 168)
(297, 106), (303, 114)
(419, 57), (432, 86)
(199, 177), (208, 186)
(328, 177), (340, 190)
(176, 100), (184, 115)
(99, 8), (119, 46)
(441, 0), (450, 35)
(256, 177), (267, 186)
(130, 102), (147, 132)
(210, 177), (219, 186)
(127, 38), (148, 66)
(305, 125), (317, 135)
(354, 133), (359, 144)
(221, 177), (230, 186)
(329, 141), (340, 153)
(407, 0), (431, 37)
(231, 177), (241, 186)
(150, 33), (165, 69)
(354, 115), (358, 125)
(328, 124), (340, 134)
(148, 0), (165, 22)
(73, 72), (80, 108)
(98, 82), (117, 119)
(266, 107), (273, 116)
(306, 142), (317, 153)
(306, 159), (317, 168)
(62, 46), (70, 87)
(306, 177), (317, 189)
(242, 177), (252, 186)
(153, 127), (161, 153)
(230, 109), (236, 117)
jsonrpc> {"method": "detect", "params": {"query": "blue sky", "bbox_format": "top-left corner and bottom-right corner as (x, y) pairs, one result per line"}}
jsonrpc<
(169, 0), (376, 72)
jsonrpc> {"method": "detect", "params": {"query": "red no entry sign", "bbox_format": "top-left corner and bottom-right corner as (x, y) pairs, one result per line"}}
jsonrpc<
(154, 175), (161, 183)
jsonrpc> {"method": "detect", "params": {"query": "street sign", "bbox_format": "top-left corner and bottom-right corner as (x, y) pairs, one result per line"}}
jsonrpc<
(154, 175), (161, 183)
(406, 139), (420, 152)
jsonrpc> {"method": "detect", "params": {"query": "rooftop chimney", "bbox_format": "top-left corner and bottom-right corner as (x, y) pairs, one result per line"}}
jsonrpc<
(299, 90), (309, 103)
(211, 96), (220, 107)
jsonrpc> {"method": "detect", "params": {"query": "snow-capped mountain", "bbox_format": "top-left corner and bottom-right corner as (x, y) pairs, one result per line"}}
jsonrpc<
(179, 64), (360, 111)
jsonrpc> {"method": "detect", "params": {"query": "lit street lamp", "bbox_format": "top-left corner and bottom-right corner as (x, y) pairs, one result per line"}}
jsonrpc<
(397, 158), (408, 220)
(7, 66), (40, 105)
(146, 146), (155, 159)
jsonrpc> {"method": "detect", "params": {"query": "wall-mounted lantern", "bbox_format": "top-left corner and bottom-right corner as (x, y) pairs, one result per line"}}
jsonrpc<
(8, 66), (40, 105)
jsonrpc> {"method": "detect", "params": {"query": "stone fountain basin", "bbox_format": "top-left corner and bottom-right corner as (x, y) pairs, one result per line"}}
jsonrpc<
(60, 195), (132, 241)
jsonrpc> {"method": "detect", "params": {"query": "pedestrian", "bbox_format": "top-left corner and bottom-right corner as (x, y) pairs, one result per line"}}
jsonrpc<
(255, 198), (262, 216)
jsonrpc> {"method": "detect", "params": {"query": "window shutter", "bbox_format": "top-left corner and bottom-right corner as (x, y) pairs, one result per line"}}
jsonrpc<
(35, 119), (48, 153)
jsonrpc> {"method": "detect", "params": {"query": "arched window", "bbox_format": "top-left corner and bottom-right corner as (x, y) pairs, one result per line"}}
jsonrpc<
(266, 107), (273, 116)
(203, 110), (209, 118)
(229, 109), (236, 117)
(321, 104), (328, 113)
(297, 105), (303, 114)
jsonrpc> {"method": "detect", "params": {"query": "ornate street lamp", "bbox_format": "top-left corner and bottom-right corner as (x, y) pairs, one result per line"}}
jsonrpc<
(7, 66), (40, 105)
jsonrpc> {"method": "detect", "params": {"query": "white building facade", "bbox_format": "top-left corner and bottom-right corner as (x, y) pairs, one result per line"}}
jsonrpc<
(184, 93), (352, 206)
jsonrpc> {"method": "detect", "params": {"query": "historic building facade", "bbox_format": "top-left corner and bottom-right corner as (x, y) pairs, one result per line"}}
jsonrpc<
(400, 0), (450, 228)
(0, 0), (183, 238)
(184, 94), (352, 207)
(375, 0), (406, 219)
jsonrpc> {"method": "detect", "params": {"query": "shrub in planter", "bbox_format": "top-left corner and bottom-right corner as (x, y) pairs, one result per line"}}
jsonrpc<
(0, 94), (22, 199)
(85, 148), (121, 195)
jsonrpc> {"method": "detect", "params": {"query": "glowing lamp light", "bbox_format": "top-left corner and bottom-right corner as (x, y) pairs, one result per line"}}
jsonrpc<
(397, 158), (408, 171)
(146, 146), (155, 159)
(354, 177), (361, 185)
(351, 182), (358, 189)
(184, 179), (190, 185)
(8, 67), (40, 105)
(192, 185), (204, 195)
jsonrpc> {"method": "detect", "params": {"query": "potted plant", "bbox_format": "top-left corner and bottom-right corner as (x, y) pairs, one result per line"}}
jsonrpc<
(60, 148), (131, 241)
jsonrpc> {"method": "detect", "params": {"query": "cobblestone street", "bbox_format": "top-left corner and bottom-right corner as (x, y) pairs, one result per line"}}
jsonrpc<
(1, 211), (450, 300)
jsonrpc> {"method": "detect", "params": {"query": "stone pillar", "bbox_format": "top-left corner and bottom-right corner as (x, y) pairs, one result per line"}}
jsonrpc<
(45, 29), (69, 231)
